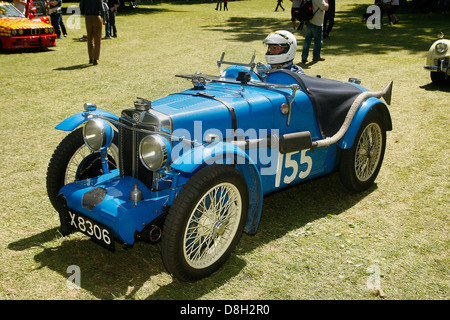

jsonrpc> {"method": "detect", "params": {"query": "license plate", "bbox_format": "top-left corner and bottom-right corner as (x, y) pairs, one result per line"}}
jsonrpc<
(68, 211), (115, 251)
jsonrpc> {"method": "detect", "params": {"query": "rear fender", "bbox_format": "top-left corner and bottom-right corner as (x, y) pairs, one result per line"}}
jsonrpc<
(339, 98), (392, 149)
(171, 141), (263, 234)
(55, 110), (119, 131)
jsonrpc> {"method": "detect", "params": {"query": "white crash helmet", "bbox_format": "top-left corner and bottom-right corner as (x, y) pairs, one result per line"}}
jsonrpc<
(263, 30), (297, 65)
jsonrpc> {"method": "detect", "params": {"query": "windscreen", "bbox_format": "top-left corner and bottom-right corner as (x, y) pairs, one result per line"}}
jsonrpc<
(0, 3), (25, 18)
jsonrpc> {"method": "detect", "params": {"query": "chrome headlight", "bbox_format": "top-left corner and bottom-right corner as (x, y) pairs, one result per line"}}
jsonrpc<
(436, 42), (448, 54)
(139, 135), (171, 171)
(11, 29), (17, 36)
(83, 119), (114, 151)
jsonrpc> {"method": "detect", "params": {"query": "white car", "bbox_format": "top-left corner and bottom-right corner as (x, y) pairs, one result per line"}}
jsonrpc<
(425, 32), (450, 84)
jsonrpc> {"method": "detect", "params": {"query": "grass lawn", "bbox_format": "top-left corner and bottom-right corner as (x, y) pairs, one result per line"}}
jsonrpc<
(0, 0), (448, 300)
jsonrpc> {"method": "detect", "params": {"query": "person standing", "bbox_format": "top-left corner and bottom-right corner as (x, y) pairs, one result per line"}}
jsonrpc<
(80, 0), (105, 65)
(60, 14), (68, 37)
(290, 0), (301, 32)
(382, 0), (392, 23)
(102, 0), (110, 38)
(301, 0), (329, 63)
(390, 0), (399, 24)
(48, 0), (62, 39)
(106, 0), (120, 38)
(215, 0), (222, 11)
(323, 0), (335, 38)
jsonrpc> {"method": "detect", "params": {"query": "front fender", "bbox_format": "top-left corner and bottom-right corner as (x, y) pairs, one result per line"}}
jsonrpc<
(171, 141), (264, 234)
(55, 109), (119, 131)
(171, 141), (254, 172)
(339, 97), (392, 149)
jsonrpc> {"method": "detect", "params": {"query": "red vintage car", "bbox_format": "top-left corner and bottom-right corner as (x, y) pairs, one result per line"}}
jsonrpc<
(0, 1), (56, 49)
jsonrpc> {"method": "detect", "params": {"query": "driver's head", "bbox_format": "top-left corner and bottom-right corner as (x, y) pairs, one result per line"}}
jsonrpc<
(263, 30), (297, 66)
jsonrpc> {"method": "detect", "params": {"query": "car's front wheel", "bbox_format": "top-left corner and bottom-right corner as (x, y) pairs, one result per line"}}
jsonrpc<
(430, 71), (447, 85)
(161, 164), (249, 282)
(46, 128), (119, 213)
(339, 110), (387, 192)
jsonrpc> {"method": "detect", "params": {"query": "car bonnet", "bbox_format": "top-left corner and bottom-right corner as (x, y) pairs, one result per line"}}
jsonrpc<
(0, 17), (52, 35)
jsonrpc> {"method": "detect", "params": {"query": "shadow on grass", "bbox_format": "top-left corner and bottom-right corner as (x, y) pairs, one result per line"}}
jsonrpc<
(204, 4), (450, 56)
(115, 5), (178, 16)
(0, 47), (55, 54)
(9, 172), (375, 299)
(63, 0), (200, 17)
(420, 81), (450, 92)
(54, 64), (92, 70)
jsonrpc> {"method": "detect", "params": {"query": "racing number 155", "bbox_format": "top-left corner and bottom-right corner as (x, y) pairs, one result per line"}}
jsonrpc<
(275, 150), (312, 188)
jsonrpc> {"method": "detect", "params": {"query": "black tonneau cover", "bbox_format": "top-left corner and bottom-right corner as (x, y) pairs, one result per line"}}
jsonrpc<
(268, 70), (364, 138)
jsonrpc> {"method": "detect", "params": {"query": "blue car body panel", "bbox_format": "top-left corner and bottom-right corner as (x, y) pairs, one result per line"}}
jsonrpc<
(170, 140), (264, 234)
(59, 170), (170, 244)
(54, 65), (391, 244)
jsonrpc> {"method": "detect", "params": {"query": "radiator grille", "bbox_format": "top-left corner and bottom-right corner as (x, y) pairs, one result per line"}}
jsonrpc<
(21, 28), (48, 35)
(118, 118), (153, 189)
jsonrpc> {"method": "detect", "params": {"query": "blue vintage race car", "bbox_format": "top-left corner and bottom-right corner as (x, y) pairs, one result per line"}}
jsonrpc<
(47, 48), (393, 281)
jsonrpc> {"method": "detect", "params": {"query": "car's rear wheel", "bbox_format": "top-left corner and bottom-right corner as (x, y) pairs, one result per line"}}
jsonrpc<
(339, 110), (386, 192)
(46, 128), (119, 212)
(161, 165), (249, 282)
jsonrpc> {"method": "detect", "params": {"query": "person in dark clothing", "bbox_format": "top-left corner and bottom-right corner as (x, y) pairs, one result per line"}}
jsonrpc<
(80, 0), (106, 65)
(323, 0), (335, 39)
(48, 0), (62, 39)
(60, 15), (67, 37)
(106, 0), (120, 38)
(215, 0), (222, 10)
(275, 0), (285, 11)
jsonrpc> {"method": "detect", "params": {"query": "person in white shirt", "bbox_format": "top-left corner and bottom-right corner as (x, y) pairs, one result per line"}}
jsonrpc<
(301, 0), (329, 63)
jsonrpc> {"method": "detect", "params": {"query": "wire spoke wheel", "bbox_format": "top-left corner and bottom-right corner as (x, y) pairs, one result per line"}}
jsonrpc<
(162, 164), (249, 282)
(64, 144), (119, 184)
(354, 123), (382, 182)
(183, 182), (242, 269)
(339, 110), (387, 192)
